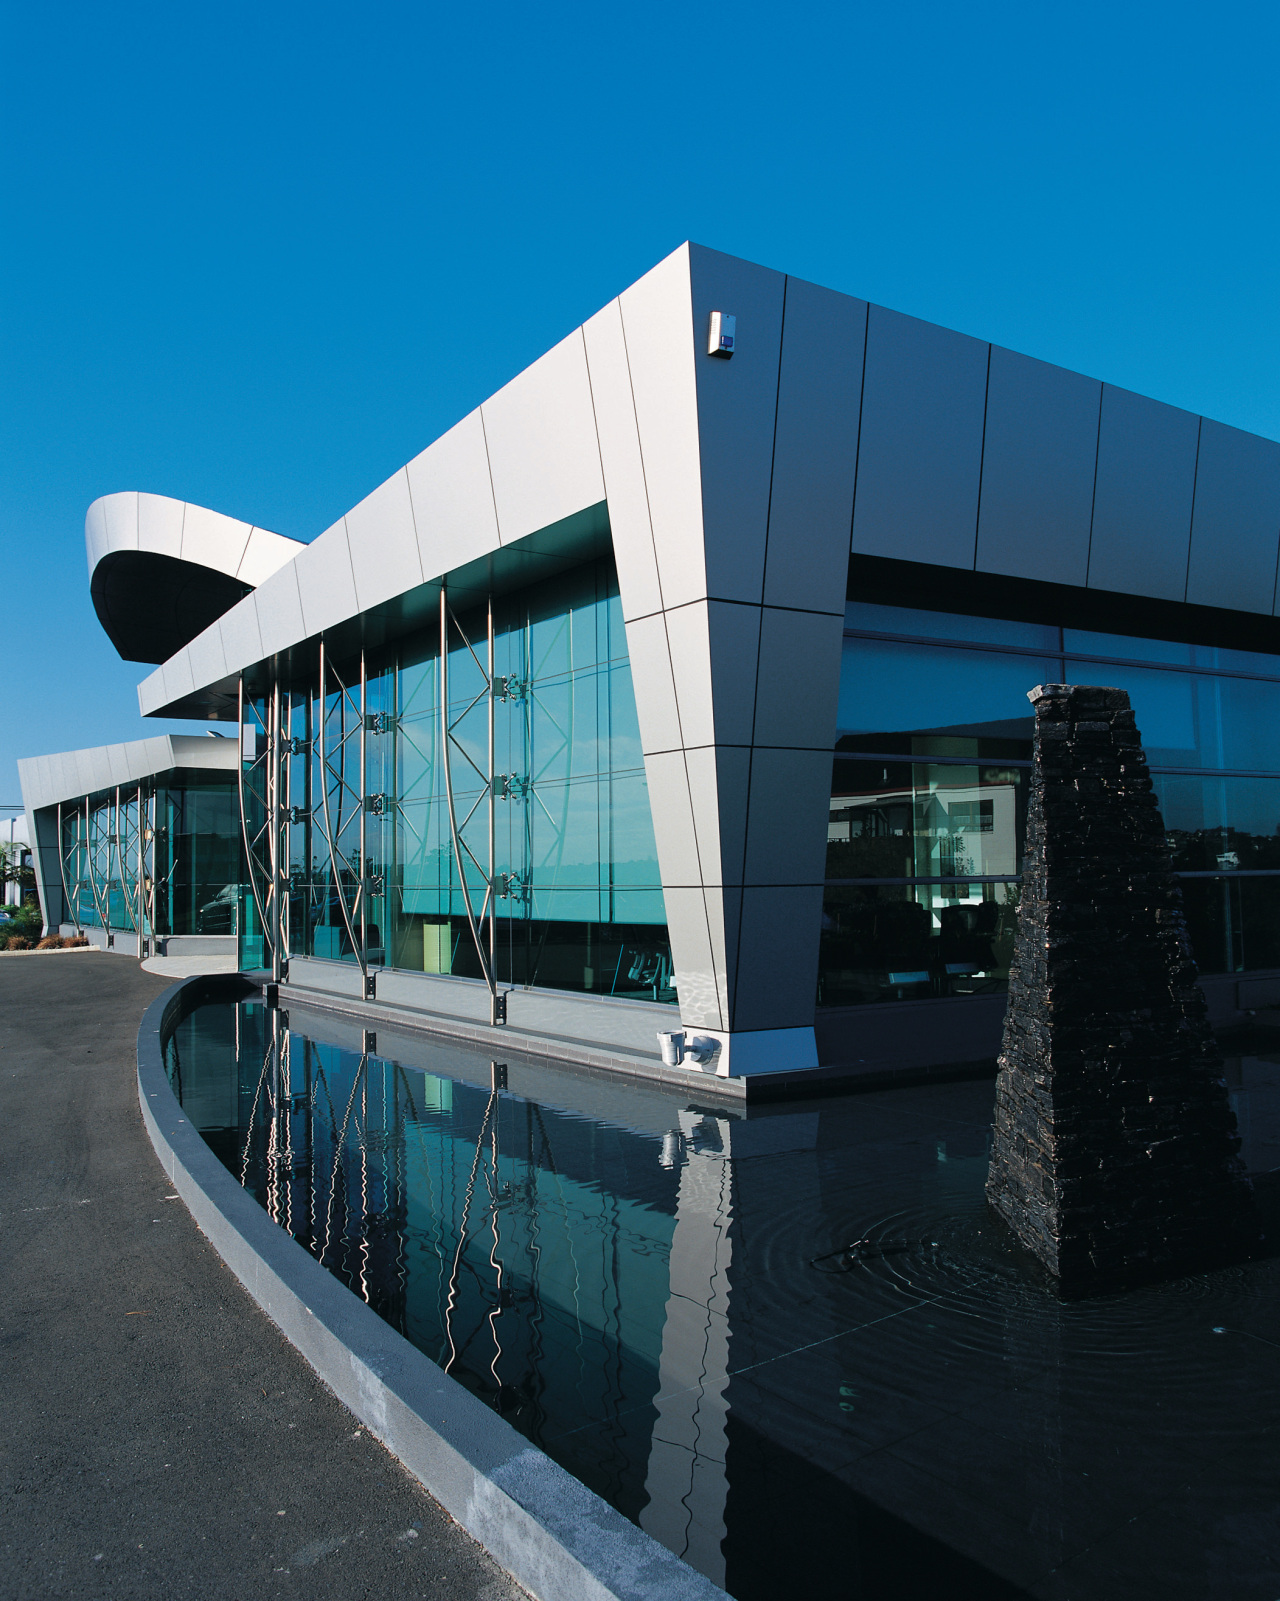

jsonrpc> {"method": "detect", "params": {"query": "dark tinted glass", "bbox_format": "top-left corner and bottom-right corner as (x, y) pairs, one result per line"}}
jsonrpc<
(818, 884), (1019, 1006)
(1179, 876), (1280, 976)
(845, 602), (1058, 650)
(1153, 774), (1280, 871)
(828, 759), (1028, 881)
(838, 638), (1053, 744)
(1062, 660), (1280, 771)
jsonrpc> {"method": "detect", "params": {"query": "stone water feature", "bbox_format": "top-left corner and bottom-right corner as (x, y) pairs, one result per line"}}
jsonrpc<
(986, 683), (1260, 1294)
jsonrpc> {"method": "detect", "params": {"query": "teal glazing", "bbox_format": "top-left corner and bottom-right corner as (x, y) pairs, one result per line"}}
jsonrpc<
(60, 769), (239, 936)
(269, 554), (673, 1001)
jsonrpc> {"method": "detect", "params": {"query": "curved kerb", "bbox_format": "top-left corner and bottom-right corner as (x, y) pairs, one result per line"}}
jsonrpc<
(137, 975), (728, 1601)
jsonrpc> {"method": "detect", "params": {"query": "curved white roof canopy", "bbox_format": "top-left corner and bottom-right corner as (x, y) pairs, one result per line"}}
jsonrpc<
(87, 491), (306, 664)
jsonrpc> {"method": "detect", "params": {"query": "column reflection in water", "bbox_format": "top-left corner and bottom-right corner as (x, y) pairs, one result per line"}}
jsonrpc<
(169, 999), (1256, 1599)
(641, 1113), (736, 1585)
(165, 999), (681, 1522)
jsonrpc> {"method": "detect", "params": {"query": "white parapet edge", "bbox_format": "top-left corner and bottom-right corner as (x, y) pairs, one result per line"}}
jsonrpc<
(137, 976), (730, 1601)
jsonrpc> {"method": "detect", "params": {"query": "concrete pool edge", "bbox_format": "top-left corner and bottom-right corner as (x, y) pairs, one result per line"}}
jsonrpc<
(137, 975), (729, 1601)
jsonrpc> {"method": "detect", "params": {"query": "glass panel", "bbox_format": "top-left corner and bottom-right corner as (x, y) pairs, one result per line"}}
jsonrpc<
(1190, 643), (1280, 675)
(291, 555), (670, 1002)
(1153, 774), (1280, 871)
(837, 638), (1054, 749)
(155, 775), (240, 937)
(827, 759), (1028, 881)
(1065, 628), (1280, 677)
(1062, 660), (1280, 770)
(845, 602), (1059, 650)
(817, 883), (1020, 1006)
(1179, 876), (1280, 976)
(1063, 629), (1194, 666)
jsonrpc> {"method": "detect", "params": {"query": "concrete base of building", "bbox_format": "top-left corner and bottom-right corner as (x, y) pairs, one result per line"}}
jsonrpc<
(155, 934), (238, 957)
(57, 927), (238, 961)
(142, 953), (240, 978)
(60, 924), (139, 954)
(683, 1026), (820, 1077)
(278, 961), (990, 1100)
(279, 962), (747, 1102)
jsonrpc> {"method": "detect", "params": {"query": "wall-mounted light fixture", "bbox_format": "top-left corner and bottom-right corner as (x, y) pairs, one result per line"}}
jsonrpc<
(708, 311), (736, 358)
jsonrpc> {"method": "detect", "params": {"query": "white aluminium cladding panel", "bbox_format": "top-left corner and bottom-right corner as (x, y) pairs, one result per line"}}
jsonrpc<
(1086, 385), (1201, 602)
(292, 517), (358, 637)
(609, 243), (851, 1046)
(687, 245), (786, 606)
(217, 594), (265, 678)
(18, 734), (238, 813)
(1185, 420), (1280, 614)
(345, 466), (424, 612)
(136, 491), (185, 557)
(616, 244), (705, 612)
(975, 347), (1102, 587)
(406, 409), (501, 578)
(481, 327), (605, 545)
(583, 300), (662, 622)
(852, 304), (990, 569)
(86, 491), (304, 586)
(186, 622), (230, 696)
(255, 561), (307, 659)
(765, 274), (866, 612)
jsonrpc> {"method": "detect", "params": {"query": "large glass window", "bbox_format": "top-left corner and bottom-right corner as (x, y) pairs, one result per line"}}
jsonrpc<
(155, 775), (241, 936)
(826, 606), (1280, 1005)
(59, 770), (240, 938)
(289, 558), (672, 1004)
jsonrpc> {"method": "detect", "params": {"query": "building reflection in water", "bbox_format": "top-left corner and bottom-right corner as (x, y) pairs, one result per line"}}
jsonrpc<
(164, 996), (1280, 1601)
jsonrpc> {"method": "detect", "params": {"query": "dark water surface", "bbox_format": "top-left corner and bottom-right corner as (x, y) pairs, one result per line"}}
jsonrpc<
(164, 998), (1280, 1599)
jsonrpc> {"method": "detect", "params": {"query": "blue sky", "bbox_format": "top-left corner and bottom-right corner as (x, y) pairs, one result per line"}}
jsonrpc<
(3, 0), (1279, 811)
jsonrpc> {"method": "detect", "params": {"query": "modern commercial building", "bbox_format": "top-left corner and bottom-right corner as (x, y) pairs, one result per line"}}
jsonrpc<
(20, 242), (1280, 1081)
(18, 734), (243, 959)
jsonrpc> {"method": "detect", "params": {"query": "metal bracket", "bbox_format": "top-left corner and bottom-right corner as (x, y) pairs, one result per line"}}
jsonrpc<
(363, 793), (390, 815)
(493, 774), (528, 801)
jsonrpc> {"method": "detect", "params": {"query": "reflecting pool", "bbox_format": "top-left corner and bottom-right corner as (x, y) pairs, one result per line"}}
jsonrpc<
(165, 997), (1280, 1600)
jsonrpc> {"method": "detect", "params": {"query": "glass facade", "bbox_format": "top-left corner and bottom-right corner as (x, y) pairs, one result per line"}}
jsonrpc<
(60, 769), (241, 937)
(280, 557), (672, 1003)
(821, 603), (1280, 1006)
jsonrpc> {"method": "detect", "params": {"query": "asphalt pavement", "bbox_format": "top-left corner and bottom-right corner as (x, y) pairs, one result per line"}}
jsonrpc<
(0, 952), (526, 1601)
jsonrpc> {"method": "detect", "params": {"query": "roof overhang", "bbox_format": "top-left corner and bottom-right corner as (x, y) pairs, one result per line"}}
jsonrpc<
(17, 734), (239, 815)
(86, 492), (306, 663)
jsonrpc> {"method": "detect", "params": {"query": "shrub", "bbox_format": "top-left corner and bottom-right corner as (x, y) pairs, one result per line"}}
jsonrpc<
(0, 898), (43, 942)
(65, 935), (89, 947)
(5, 935), (32, 951)
(35, 936), (63, 950)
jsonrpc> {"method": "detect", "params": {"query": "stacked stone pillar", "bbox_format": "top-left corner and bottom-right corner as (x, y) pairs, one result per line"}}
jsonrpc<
(987, 684), (1258, 1294)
